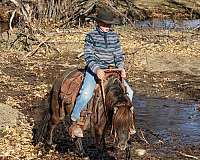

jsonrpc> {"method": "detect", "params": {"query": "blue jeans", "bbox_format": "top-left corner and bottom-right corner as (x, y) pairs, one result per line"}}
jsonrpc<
(71, 70), (134, 121)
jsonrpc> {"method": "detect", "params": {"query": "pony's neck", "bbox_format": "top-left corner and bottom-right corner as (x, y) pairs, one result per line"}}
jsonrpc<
(105, 77), (128, 107)
(106, 77), (124, 94)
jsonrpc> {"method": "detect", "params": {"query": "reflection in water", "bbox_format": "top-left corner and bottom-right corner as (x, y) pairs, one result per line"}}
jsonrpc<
(134, 19), (200, 30)
(134, 96), (200, 145)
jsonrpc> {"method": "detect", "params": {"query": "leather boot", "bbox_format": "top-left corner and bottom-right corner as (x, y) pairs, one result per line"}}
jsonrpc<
(68, 117), (85, 138)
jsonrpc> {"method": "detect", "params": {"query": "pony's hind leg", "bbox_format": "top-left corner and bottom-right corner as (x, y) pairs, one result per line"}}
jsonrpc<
(47, 123), (56, 145)
(94, 124), (107, 160)
(46, 114), (60, 145)
(46, 82), (61, 145)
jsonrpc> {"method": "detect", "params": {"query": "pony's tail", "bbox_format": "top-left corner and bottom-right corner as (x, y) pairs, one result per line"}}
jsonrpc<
(49, 78), (66, 121)
(37, 110), (50, 143)
(48, 84), (54, 115)
(32, 86), (54, 145)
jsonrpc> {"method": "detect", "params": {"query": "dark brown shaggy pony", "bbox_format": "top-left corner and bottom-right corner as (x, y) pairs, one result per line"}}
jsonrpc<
(46, 68), (136, 155)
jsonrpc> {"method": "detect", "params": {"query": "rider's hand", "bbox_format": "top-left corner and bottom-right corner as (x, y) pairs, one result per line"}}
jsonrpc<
(96, 69), (105, 80)
(121, 69), (126, 78)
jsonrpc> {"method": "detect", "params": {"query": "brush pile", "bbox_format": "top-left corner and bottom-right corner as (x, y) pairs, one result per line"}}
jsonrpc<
(1, 0), (200, 28)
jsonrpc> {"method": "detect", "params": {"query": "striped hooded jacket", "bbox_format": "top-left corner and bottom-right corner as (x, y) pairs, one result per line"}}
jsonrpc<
(84, 26), (124, 73)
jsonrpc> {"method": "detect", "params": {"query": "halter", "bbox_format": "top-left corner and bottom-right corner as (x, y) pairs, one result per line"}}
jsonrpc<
(108, 78), (134, 142)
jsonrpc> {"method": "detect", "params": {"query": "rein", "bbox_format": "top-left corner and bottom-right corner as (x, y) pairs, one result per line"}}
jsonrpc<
(100, 79), (108, 122)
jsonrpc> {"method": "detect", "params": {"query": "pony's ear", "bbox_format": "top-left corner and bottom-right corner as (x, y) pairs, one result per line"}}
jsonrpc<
(114, 107), (118, 114)
(130, 106), (134, 113)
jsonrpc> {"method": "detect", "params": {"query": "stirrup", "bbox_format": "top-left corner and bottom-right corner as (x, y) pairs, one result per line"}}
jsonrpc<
(69, 118), (85, 138)
(77, 116), (85, 126)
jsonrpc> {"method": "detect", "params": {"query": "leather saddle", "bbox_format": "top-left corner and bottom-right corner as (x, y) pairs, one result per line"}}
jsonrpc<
(59, 67), (123, 130)
(60, 69), (84, 115)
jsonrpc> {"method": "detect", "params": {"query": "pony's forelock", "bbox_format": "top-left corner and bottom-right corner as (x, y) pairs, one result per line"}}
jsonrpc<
(112, 103), (134, 131)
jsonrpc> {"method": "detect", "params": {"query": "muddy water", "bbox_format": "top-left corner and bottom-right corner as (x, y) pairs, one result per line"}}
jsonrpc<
(134, 19), (200, 30)
(135, 96), (200, 145)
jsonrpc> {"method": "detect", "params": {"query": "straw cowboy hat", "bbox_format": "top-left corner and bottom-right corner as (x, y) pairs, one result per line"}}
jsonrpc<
(89, 8), (121, 25)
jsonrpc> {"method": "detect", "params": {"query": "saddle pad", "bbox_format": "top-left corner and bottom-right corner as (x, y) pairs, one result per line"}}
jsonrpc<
(60, 70), (83, 104)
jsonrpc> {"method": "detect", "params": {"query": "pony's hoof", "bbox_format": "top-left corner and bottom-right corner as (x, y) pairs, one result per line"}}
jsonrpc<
(79, 151), (90, 160)
(82, 156), (90, 160)
(47, 139), (52, 145)
(130, 128), (136, 135)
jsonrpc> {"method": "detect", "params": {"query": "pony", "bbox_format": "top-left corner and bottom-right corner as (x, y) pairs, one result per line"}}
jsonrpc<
(46, 68), (136, 156)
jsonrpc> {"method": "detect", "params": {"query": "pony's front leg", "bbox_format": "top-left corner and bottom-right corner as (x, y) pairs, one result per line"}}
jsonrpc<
(125, 144), (133, 160)
(95, 122), (107, 159)
(95, 134), (106, 160)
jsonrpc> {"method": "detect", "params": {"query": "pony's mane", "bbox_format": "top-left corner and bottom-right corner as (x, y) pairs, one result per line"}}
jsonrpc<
(105, 76), (124, 98)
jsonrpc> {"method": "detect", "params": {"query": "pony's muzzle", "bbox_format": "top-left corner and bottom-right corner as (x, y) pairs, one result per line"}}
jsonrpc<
(130, 128), (136, 135)
(117, 142), (127, 151)
(116, 131), (129, 151)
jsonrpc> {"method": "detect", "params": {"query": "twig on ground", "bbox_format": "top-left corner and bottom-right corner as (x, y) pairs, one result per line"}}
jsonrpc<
(193, 25), (200, 31)
(77, 52), (84, 59)
(145, 128), (165, 144)
(178, 151), (199, 160)
(154, 139), (164, 145)
(46, 43), (60, 54)
(25, 38), (50, 58)
(138, 129), (150, 145)
(32, 41), (83, 45)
